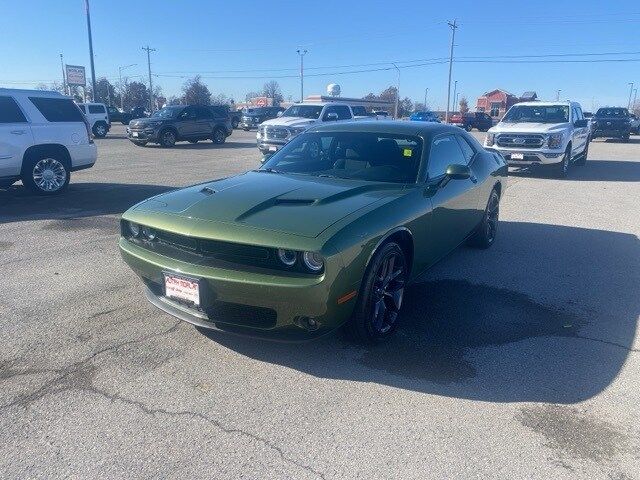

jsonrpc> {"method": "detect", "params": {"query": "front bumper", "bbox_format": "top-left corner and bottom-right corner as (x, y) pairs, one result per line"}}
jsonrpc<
(592, 128), (630, 138)
(119, 238), (356, 340)
(126, 127), (159, 142)
(487, 145), (565, 166)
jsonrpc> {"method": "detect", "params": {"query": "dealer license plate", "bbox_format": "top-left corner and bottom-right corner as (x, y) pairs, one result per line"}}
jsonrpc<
(132, 132), (139, 137)
(511, 153), (524, 160)
(269, 146), (278, 152)
(164, 274), (200, 306)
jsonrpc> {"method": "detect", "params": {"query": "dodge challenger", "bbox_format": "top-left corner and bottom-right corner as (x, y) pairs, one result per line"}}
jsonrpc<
(119, 121), (507, 343)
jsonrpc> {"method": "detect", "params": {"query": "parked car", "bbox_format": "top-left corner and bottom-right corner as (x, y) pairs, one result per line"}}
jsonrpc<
(485, 101), (590, 177)
(628, 113), (640, 134)
(119, 122), (506, 342)
(449, 112), (493, 132)
(373, 110), (389, 118)
(78, 102), (110, 138)
(409, 111), (440, 123)
(0, 88), (96, 194)
(240, 106), (285, 131)
(591, 107), (632, 142)
(350, 106), (377, 118)
(126, 105), (232, 147)
(257, 102), (361, 154)
(107, 106), (147, 125)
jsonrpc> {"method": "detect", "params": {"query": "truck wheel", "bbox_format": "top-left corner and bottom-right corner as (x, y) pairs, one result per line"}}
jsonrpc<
(212, 128), (226, 144)
(22, 152), (70, 195)
(92, 122), (108, 138)
(553, 147), (571, 178)
(574, 141), (589, 166)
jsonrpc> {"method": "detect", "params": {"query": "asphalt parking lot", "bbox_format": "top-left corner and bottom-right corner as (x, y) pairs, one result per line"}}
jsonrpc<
(1, 124), (638, 479)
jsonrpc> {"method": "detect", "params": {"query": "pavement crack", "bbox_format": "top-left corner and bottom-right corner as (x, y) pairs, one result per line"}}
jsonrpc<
(85, 386), (327, 480)
(0, 321), (181, 411)
(575, 334), (639, 353)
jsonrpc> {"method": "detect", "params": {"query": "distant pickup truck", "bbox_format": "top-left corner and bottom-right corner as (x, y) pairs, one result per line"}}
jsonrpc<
(449, 112), (493, 132)
(107, 106), (147, 125)
(591, 107), (632, 141)
(256, 102), (368, 154)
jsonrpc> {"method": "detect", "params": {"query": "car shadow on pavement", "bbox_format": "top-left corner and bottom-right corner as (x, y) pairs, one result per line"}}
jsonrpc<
(142, 141), (258, 150)
(0, 182), (174, 224)
(200, 221), (639, 404)
(510, 160), (640, 182)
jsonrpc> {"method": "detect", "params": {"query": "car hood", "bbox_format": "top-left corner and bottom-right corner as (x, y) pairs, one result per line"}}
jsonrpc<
(260, 117), (318, 128)
(489, 122), (570, 134)
(132, 171), (406, 238)
(129, 117), (165, 127)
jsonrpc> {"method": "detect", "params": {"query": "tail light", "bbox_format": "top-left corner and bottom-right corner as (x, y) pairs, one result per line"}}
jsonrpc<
(84, 117), (94, 144)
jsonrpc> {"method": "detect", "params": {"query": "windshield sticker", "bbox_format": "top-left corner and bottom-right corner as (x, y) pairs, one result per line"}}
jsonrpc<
(403, 148), (413, 157)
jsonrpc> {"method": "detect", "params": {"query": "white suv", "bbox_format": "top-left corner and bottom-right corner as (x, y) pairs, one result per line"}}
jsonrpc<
(78, 102), (110, 138)
(0, 88), (97, 194)
(484, 101), (590, 177)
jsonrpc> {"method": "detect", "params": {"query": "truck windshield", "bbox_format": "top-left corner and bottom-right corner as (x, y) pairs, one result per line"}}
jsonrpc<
(503, 105), (569, 123)
(281, 105), (323, 119)
(261, 131), (423, 184)
(595, 108), (628, 117)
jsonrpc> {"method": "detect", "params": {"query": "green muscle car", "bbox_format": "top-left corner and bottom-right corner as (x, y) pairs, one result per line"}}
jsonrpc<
(119, 121), (507, 343)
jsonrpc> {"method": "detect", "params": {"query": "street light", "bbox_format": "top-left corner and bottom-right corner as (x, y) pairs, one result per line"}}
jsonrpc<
(628, 82), (635, 109)
(118, 64), (137, 110)
(392, 63), (400, 118)
(556, 89), (561, 101)
(424, 88), (429, 110)
(296, 49), (307, 102)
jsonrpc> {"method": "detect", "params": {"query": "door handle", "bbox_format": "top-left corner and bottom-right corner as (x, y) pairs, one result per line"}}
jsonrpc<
(10, 130), (26, 135)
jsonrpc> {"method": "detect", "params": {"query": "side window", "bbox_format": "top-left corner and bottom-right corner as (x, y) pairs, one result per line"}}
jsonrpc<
(195, 106), (211, 119)
(88, 104), (106, 114)
(0, 96), (28, 123)
(575, 106), (583, 121)
(335, 105), (352, 119)
(427, 134), (467, 178)
(78, 105), (86, 114)
(323, 106), (338, 120)
(456, 135), (476, 163)
(29, 97), (84, 122)
(179, 107), (196, 119)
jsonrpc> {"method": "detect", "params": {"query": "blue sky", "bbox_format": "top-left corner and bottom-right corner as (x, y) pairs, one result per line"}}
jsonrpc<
(1, 0), (639, 110)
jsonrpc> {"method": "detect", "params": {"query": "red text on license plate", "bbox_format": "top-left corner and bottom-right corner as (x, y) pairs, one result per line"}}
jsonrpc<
(164, 274), (200, 305)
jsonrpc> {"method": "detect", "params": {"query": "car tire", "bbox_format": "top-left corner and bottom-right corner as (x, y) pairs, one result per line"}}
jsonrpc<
(188, 139), (198, 144)
(131, 141), (148, 147)
(212, 127), (226, 144)
(574, 140), (589, 166)
(22, 151), (71, 195)
(345, 241), (407, 344)
(92, 122), (108, 138)
(231, 118), (239, 129)
(553, 146), (571, 178)
(159, 129), (177, 148)
(622, 134), (630, 142)
(467, 189), (500, 249)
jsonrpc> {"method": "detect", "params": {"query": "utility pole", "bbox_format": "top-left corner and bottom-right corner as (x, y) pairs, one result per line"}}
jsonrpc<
(59, 53), (67, 95)
(393, 63), (401, 118)
(445, 19), (457, 123)
(556, 89), (561, 101)
(424, 88), (429, 110)
(118, 64), (137, 110)
(84, 0), (97, 101)
(628, 82), (635, 109)
(296, 49), (307, 102)
(142, 46), (156, 112)
(633, 88), (638, 112)
(452, 80), (458, 114)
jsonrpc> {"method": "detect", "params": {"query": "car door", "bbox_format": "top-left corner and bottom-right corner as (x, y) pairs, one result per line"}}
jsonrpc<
(421, 133), (481, 265)
(175, 106), (197, 138)
(0, 95), (34, 178)
(194, 106), (214, 137)
(571, 106), (588, 155)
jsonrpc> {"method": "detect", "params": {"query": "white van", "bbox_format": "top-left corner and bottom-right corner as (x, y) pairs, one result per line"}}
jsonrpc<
(0, 88), (97, 194)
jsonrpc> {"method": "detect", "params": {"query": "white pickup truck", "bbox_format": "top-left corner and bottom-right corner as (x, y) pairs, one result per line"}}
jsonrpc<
(484, 101), (590, 177)
(257, 102), (370, 154)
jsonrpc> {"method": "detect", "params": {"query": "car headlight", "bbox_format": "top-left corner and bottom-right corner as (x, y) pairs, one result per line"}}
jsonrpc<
(485, 133), (495, 146)
(127, 221), (140, 237)
(277, 249), (297, 266)
(302, 251), (324, 272)
(141, 226), (157, 241)
(548, 133), (563, 149)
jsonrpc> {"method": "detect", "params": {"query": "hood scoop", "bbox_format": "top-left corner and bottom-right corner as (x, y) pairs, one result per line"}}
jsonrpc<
(200, 186), (217, 195)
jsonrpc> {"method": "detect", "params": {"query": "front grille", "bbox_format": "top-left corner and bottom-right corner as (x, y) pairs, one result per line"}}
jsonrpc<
(262, 125), (289, 140)
(496, 134), (544, 148)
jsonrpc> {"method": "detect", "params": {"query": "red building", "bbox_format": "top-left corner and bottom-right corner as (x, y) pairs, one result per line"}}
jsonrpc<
(476, 90), (538, 120)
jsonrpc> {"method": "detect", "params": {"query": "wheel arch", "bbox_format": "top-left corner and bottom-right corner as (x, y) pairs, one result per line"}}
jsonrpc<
(365, 227), (415, 278)
(21, 144), (72, 175)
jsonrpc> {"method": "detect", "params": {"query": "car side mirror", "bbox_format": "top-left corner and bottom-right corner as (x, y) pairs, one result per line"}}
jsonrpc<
(325, 112), (339, 121)
(574, 119), (588, 127)
(276, 111), (283, 117)
(445, 164), (471, 180)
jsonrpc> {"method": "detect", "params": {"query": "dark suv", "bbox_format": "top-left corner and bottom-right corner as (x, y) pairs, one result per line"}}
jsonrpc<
(449, 112), (493, 132)
(591, 107), (632, 141)
(108, 106), (148, 125)
(127, 105), (232, 147)
(240, 106), (285, 130)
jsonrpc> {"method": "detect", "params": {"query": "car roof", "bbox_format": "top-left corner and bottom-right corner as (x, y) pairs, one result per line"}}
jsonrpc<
(0, 88), (65, 98)
(307, 120), (462, 137)
(514, 101), (577, 107)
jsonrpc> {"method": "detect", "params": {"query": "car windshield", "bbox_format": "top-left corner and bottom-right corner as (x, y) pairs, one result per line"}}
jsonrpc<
(503, 105), (570, 123)
(151, 107), (181, 119)
(596, 108), (628, 117)
(281, 105), (323, 119)
(261, 131), (423, 184)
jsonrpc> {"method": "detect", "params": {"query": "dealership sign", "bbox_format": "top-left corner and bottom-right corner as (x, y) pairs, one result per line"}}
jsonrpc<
(66, 65), (86, 86)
